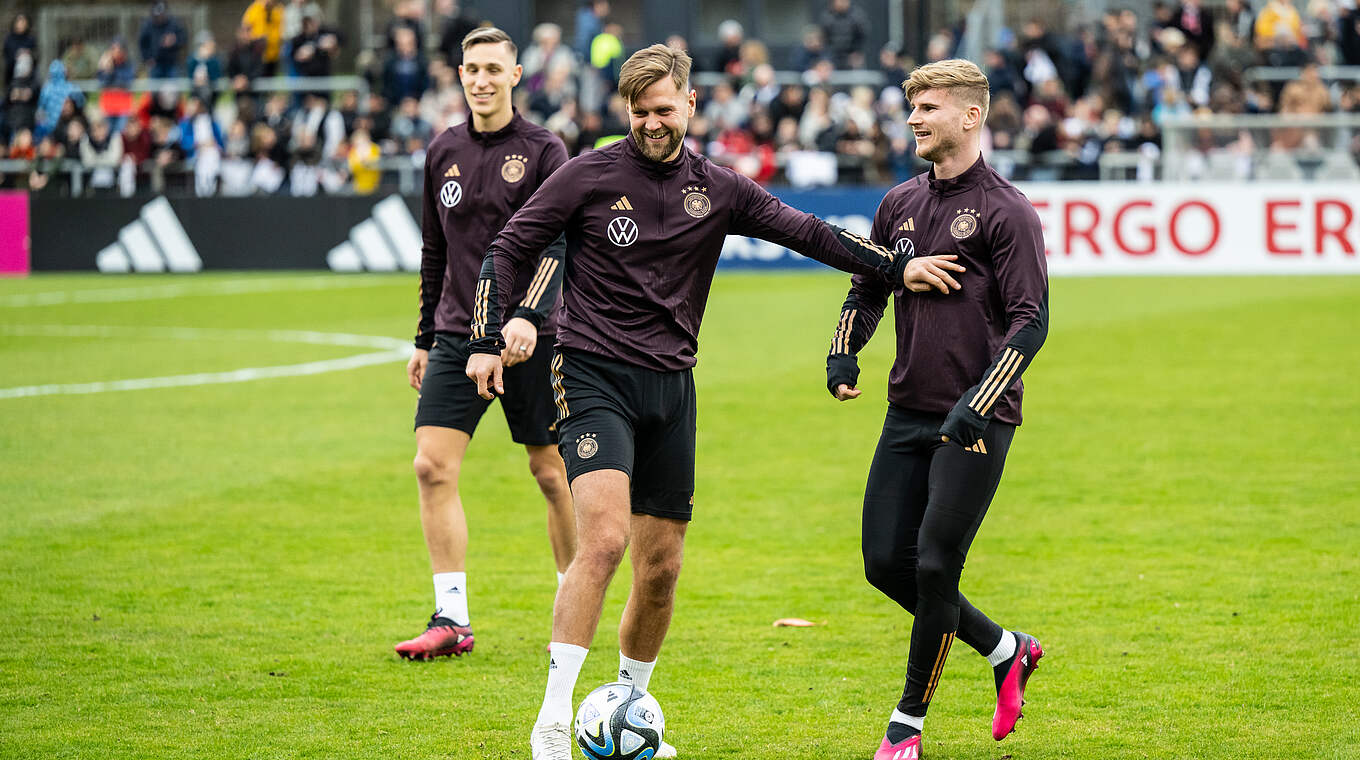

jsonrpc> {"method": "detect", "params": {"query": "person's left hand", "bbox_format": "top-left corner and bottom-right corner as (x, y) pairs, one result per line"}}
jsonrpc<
(500, 317), (538, 367)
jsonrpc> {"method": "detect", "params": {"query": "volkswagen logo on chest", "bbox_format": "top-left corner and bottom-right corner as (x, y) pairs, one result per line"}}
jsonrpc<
(895, 237), (915, 257)
(607, 216), (639, 247)
(440, 180), (463, 208)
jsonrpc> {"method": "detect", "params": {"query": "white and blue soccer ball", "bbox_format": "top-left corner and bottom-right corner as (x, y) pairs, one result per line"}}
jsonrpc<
(573, 682), (665, 760)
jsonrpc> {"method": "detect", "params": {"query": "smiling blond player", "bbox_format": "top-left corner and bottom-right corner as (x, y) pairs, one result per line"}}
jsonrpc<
(824, 59), (1050, 759)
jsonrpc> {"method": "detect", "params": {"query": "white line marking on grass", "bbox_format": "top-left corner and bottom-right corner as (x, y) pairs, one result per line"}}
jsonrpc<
(0, 325), (412, 399)
(0, 274), (396, 308)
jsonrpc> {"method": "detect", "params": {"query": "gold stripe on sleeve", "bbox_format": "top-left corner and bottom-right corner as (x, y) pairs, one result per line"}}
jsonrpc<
(521, 258), (560, 310)
(839, 229), (893, 260)
(842, 309), (857, 353)
(975, 350), (1025, 416)
(969, 348), (1017, 410)
(520, 259), (552, 308)
(471, 280), (489, 339)
(833, 308), (858, 354)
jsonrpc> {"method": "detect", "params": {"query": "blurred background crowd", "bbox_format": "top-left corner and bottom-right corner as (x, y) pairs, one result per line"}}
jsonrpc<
(3, 0), (1360, 196)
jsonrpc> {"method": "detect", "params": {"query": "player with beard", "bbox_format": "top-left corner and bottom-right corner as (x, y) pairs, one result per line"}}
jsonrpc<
(824, 59), (1049, 759)
(395, 27), (576, 661)
(464, 44), (965, 760)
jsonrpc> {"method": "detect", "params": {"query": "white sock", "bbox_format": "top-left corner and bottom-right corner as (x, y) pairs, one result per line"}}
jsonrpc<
(556, 571), (565, 586)
(538, 642), (588, 726)
(433, 572), (469, 626)
(618, 653), (657, 694)
(889, 708), (924, 732)
(986, 631), (1017, 667)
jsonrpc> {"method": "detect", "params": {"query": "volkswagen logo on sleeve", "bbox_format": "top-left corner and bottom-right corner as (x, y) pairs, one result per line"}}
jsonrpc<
(606, 217), (639, 247)
(440, 180), (463, 208)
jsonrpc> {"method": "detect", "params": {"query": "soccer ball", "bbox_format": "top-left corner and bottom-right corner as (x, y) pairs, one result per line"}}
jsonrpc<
(574, 682), (665, 760)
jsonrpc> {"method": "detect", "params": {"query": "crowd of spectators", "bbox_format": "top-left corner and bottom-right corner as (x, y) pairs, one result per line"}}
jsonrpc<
(3, 0), (1360, 196)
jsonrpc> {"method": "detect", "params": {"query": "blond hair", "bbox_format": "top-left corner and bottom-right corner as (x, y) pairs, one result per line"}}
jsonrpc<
(904, 59), (990, 120)
(618, 44), (692, 104)
(462, 26), (517, 57)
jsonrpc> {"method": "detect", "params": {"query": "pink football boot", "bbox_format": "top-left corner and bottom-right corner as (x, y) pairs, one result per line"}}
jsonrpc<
(993, 632), (1044, 740)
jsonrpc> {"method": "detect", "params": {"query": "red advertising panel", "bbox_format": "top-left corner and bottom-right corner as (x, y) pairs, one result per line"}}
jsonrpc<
(0, 191), (29, 277)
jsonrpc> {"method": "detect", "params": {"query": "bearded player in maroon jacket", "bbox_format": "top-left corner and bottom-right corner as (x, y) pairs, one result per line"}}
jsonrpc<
(464, 45), (963, 760)
(825, 59), (1049, 759)
(394, 28), (576, 661)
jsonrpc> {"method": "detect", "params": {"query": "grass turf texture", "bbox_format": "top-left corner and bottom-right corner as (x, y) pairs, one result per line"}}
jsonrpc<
(1, 272), (1357, 759)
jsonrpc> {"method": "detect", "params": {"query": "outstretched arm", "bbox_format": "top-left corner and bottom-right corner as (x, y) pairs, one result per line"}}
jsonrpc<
(728, 174), (907, 285)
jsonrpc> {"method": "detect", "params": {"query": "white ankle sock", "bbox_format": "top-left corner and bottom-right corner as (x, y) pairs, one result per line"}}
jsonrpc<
(538, 642), (588, 725)
(433, 572), (468, 626)
(556, 571), (565, 586)
(889, 708), (924, 732)
(617, 653), (657, 693)
(986, 631), (1017, 666)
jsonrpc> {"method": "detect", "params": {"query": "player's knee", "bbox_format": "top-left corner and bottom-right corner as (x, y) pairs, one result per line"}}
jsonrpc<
(863, 550), (904, 592)
(635, 553), (682, 602)
(865, 555), (919, 609)
(579, 529), (628, 570)
(413, 450), (459, 488)
(914, 552), (959, 597)
(529, 456), (569, 494)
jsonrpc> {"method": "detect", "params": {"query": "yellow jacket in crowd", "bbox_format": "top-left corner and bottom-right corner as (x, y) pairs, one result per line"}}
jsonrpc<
(242, 0), (284, 64)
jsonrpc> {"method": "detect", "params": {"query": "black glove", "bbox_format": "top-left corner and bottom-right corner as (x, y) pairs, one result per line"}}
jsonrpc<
(826, 353), (860, 397)
(940, 396), (988, 448)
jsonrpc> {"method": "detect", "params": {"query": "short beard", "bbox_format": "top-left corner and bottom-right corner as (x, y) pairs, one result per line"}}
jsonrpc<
(917, 131), (960, 164)
(633, 126), (683, 162)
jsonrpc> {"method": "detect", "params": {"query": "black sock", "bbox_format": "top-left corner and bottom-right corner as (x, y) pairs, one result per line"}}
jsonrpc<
(992, 632), (1020, 693)
(885, 721), (921, 744)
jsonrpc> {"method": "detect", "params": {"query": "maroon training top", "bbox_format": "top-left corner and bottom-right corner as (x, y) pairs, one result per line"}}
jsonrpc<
(469, 135), (905, 371)
(416, 111), (569, 349)
(829, 155), (1048, 428)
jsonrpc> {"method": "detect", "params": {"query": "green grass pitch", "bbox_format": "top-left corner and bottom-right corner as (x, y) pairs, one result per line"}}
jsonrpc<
(1, 272), (1357, 759)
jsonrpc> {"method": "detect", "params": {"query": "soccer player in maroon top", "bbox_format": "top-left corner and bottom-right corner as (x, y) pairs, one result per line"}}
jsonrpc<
(393, 28), (576, 662)
(825, 59), (1049, 759)
(464, 45), (957, 760)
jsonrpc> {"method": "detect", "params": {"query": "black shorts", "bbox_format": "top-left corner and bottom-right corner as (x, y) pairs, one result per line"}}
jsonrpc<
(414, 332), (557, 446)
(552, 348), (696, 521)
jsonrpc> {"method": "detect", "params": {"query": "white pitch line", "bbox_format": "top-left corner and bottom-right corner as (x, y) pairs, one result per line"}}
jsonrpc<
(0, 325), (413, 399)
(0, 274), (398, 308)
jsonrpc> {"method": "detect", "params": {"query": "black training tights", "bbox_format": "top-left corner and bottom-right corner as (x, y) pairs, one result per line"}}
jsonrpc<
(860, 405), (1015, 718)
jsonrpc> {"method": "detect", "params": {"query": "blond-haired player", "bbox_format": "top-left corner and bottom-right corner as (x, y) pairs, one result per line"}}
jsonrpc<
(825, 59), (1049, 759)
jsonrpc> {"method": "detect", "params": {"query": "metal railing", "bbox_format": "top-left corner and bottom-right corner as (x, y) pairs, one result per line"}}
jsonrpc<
(37, 3), (210, 72)
(69, 75), (370, 102)
(1244, 65), (1360, 84)
(1, 154), (421, 197)
(1160, 112), (1360, 182)
(691, 70), (888, 89)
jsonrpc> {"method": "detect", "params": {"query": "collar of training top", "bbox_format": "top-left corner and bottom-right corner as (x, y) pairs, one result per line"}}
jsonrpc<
(468, 109), (524, 144)
(622, 133), (690, 179)
(926, 152), (987, 196)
